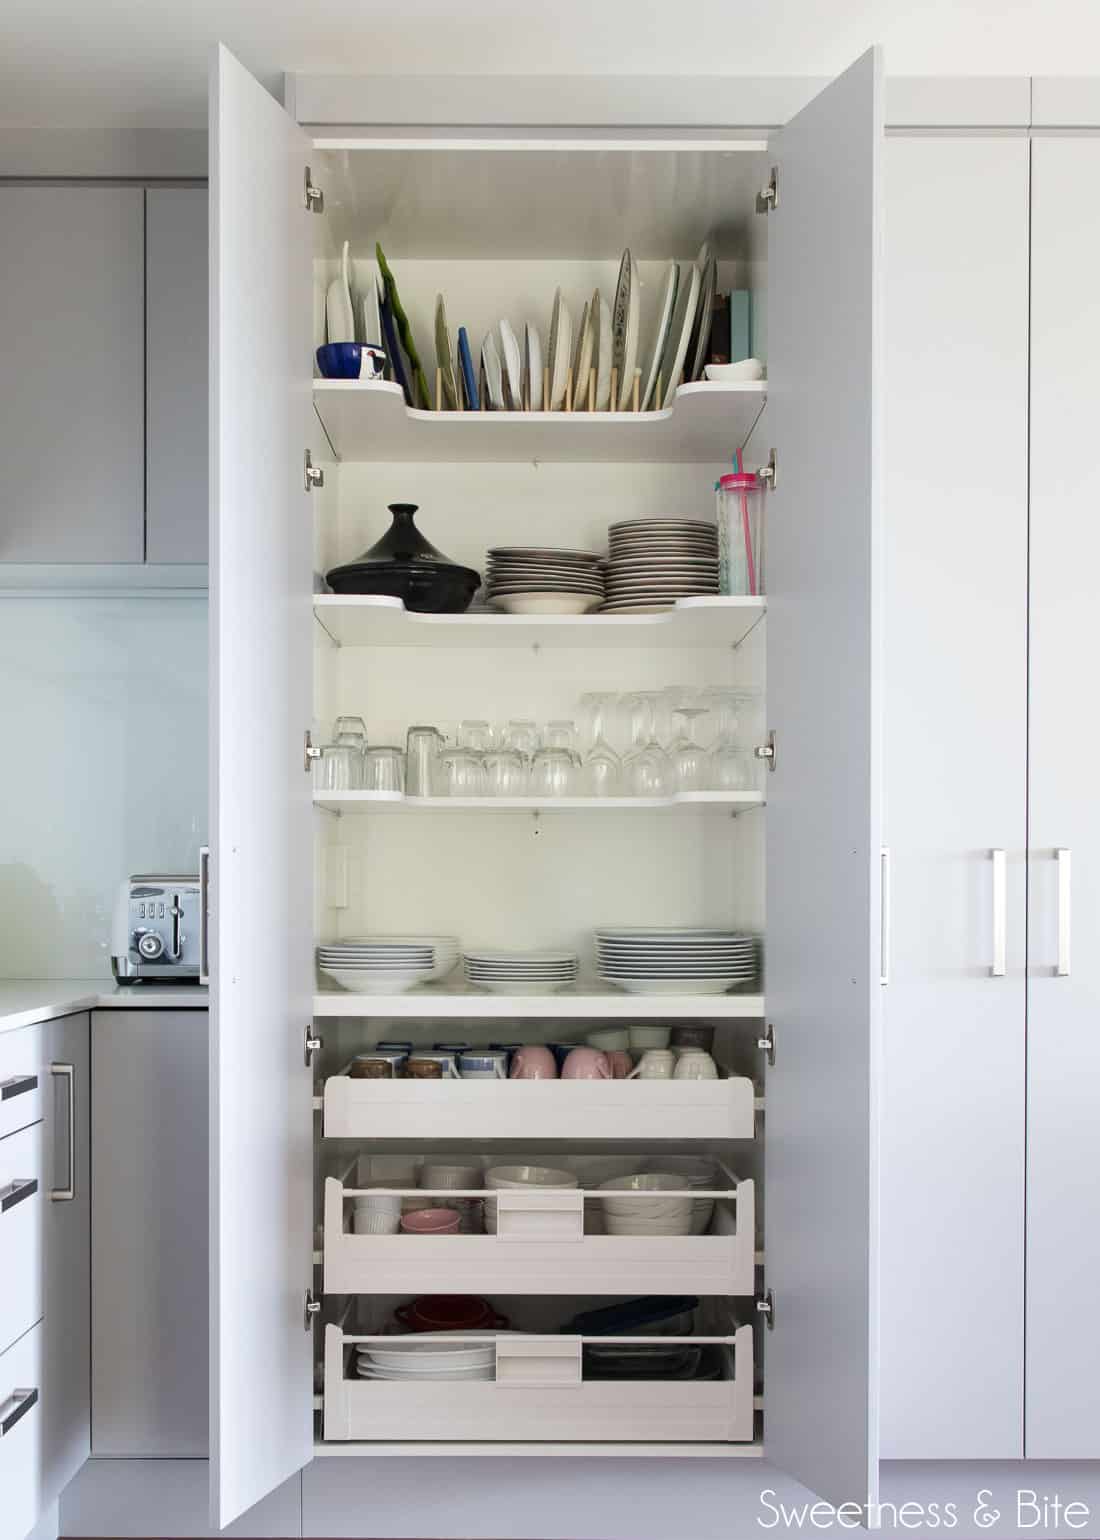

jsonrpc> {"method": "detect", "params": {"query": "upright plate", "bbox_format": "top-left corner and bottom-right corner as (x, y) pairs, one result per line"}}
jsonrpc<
(547, 288), (573, 411)
(655, 263), (701, 408)
(595, 294), (613, 410)
(612, 249), (642, 410)
(524, 322), (543, 411)
(362, 269), (383, 351)
(481, 331), (504, 410)
(434, 294), (459, 410)
(499, 318), (523, 410)
(570, 298), (593, 411)
(689, 251), (719, 382)
(640, 260), (678, 411)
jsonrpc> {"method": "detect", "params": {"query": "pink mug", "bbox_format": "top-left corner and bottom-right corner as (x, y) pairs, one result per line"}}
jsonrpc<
(606, 1049), (634, 1080)
(509, 1045), (558, 1080)
(561, 1047), (611, 1080)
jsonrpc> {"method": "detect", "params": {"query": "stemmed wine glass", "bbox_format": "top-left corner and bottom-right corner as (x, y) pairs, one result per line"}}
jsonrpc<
(621, 691), (673, 797)
(578, 692), (622, 796)
(664, 689), (711, 792)
(703, 687), (756, 791)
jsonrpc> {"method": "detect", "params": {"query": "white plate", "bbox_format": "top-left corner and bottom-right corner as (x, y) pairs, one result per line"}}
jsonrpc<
(363, 268), (383, 350)
(466, 950), (577, 963)
(612, 250), (641, 410)
(524, 322), (543, 410)
(569, 297), (593, 412)
(640, 260), (678, 411)
(689, 249), (718, 382)
(322, 969), (433, 994)
(481, 331), (505, 410)
(499, 318), (523, 409)
(490, 594), (603, 616)
(434, 293), (459, 409)
(597, 926), (749, 938)
(595, 293), (613, 410)
(357, 1364), (495, 1382)
(488, 546), (601, 562)
(609, 518), (716, 534)
(326, 274), (355, 345)
(468, 979), (576, 995)
(547, 288), (573, 411)
(655, 262), (701, 409)
(598, 976), (741, 996)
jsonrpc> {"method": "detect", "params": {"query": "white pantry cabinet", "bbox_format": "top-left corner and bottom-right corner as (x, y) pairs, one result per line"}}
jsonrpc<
(1025, 134), (1100, 1460)
(209, 42), (884, 1531)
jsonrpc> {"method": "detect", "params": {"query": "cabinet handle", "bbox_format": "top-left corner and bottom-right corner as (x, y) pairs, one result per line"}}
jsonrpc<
(50, 1063), (74, 1202)
(199, 845), (210, 985)
(991, 849), (1007, 977)
(879, 847), (890, 985)
(0, 1074), (37, 1101)
(0, 1177), (38, 1214)
(0, 1387), (38, 1436)
(1056, 847), (1071, 977)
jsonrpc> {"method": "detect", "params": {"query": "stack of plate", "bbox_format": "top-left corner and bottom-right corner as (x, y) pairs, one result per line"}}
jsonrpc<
(464, 949), (579, 995)
(355, 1335), (496, 1382)
(317, 935), (461, 995)
(602, 519), (719, 613)
(594, 927), (758, 996)
(485, 547), (605, 617)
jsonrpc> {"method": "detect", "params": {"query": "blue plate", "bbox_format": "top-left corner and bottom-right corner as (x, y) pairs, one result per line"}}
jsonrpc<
(457, 326), (480, 410)
(379, 291), (413, 406)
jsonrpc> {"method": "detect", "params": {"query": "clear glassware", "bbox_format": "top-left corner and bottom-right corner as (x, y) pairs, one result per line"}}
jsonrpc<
(405, 726), (445, 797)
(484, 748), (528, 796)
(458, 719), (495, 753)
(578, 692), (622, 796)
(362, 745), (406, 793)
(437, 747), (488, 796)
(313, 743), (362, 791)
(503, 719), (541, 761)
(529, 747), (577, 797)
(621, 691), (673, 797)
(542, 719), (580, 758)
(701, 686), (760, 790)
(668, 707), (710, 792)
(333, 715), (368, 748)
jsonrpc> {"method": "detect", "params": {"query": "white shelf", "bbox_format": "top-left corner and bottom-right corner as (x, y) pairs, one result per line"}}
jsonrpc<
(323, 1174), (754, 1297)
(312, 378), (766, 463)
(313, 988), (764, 1019)
(312, 1439), (764, 1459)
(322, 1321), (754, 1445)
(313, 593), (766, 649)
(321, 1066), (756, 1142)
(314, 791), (764, 815)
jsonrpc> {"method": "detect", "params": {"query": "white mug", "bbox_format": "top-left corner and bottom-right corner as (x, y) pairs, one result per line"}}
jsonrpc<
(673, 1049), (719, 1081)
(629, 1049), (676, 1080)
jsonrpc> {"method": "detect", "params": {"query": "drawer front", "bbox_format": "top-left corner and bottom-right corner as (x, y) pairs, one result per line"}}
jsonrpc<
(0, 1321), (45, 1540)
(0, 1121), (44, 1354)
(0, 1026), (44, 1140)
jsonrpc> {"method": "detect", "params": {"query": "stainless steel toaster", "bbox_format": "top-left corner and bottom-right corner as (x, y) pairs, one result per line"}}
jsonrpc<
(111, 874), (202, 982)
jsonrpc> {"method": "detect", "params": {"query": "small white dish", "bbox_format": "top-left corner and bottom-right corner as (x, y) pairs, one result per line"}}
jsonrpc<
(704, 358), (766, 382)
(489, 593), (603, 616)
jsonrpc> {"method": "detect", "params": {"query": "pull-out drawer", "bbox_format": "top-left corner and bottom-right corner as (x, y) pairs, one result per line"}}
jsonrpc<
(321, 1064), (756, 1142)
(0, 1027), (44, 1140)
(322, 1171), (755, 1296)
(0, 1121), (44, 1353)
(322, 1320), (754, 1444)
(0, 1322), (44, 1540)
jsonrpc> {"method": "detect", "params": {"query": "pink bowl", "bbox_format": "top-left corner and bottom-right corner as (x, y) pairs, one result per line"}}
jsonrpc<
(607, 1049), (634, 1079)
(400, 1207), (461, 1235)
(509, 1045), (558, 1080)
(561, 1047), (612, 1080)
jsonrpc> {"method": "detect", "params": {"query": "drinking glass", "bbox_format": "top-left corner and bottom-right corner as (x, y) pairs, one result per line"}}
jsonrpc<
(458, 720), (495, 753)
(529, 747), (577, 797)
(484, 748), (528, 796)
(665, 690), (712, 792)
(313, 743), (362, 791)
(406, 726), (445, 797)
(542, 720), (580, 758)
(333, 715), (368, 748)
(578, 692), (622, 796)
(503, 720), (541, 761)
(702, 687), (759, 790)
(437, 747), (488, 796)
(621, 691), (673, 797)
(362, 745), (406, 793)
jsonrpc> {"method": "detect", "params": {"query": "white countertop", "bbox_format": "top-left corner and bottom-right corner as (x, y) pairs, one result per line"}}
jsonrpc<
(0, 979), (208, 1034)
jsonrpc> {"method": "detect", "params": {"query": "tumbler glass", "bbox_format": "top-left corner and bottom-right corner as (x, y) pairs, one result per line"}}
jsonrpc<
(362, 745), (406, 794)
(406, 726), (445, 797)
(529, 747), (577, 797)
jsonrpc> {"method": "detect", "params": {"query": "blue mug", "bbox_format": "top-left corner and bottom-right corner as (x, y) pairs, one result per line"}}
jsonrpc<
(458, 1050), (508, 1080)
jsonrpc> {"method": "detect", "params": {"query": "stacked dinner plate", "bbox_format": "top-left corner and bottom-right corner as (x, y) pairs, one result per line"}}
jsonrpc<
(594, 926), (758, 996)
(485, 547), (605, 616)
(464, 948), (579, 995)
(355, 1336), (496, 1382)
(602, 518), (720, 613)
(317, 935), (461, 995)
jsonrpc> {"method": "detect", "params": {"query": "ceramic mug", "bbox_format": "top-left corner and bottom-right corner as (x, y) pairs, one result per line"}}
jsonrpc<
(509, 1044), (558, 1080)
(547, 1041), (581, 1071)
(628, 1048), (676, 1081)
(561, 1047), (611, 1080)
(606, 1049), (634, 1080)
(458, 1050), (507, 1080)
(673, 1049), (719, 1080)
(349, 1050), (407, 1079)
(405, 1058), (444, 1079)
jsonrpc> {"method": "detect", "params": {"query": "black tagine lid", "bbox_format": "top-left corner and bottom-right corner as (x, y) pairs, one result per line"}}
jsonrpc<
(356, 503), (460, 568)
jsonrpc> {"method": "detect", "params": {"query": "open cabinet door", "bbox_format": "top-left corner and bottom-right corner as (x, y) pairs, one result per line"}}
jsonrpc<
(209, 44), (315, 1528)
(762, 47), (883, 1517)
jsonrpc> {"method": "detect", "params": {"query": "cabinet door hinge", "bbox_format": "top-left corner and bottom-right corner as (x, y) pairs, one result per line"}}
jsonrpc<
(304, 168), (324, 214)
(304, 1290), (321, 1331)
(757, 448), (777, 489)
(754, 731), (776, 772)
(756, 1289), (775, 1329)
(304, 449), (324, 491)
(304, 729), (321, 773)
(756, 166), (779, 214)
(305, 1027), (323, 1068)
(757, 1024), (775, 1067)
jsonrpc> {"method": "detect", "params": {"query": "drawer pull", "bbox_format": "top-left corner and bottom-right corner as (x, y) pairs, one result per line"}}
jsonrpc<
(0, 1177), (37, 1214)
(50, 1063), (75, 1201)
(0, 1387), (38, 1436)
(0, 1074), (37, 1102)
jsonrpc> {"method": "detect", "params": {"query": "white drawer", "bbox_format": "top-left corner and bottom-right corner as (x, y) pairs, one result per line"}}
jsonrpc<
(0, 1026), (44, 1140)
(0, 1321), (45, 1540)
(0, 1121), (44, 1354)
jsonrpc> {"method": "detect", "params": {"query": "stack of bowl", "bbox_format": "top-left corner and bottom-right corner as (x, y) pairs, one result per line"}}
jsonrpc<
(646, 1155), (720, 1235)
(418, 1160), (484, 1234)
(484, 1164), (579, 1234)
(598, 1173), (692, 1236)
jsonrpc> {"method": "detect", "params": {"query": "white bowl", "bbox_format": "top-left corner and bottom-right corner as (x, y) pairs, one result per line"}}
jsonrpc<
(322, 966), (433, 994)
(704, 358), (765, 382)
(629, 1025), (671, 1051)
(598, 1172), (692, 1234)
(420, 1163), (482, 1191)
(585, 1027), (630, 1052)
(484, 1164), (578, 1234)
(351, 1193), (402, 1235)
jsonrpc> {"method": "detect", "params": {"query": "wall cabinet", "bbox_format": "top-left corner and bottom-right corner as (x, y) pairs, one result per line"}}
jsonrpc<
(91, 1009), (209, 1457)
(0, 1012), (89, 1540)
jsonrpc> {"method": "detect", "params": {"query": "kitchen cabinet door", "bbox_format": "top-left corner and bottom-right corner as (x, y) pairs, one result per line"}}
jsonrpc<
(0, 187), (144, 563)
(92, 1009), (208, 1456)
(879, 136), (1029, 1458)
(209, 43), (316, 1530)
(1026, 135), (1100, 1459)
(762, 46), (884, 1517)
(146, 187), (209, 565)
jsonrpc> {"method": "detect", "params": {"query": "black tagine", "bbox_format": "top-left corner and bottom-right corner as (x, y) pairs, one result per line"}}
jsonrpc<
(325, 503), (482, 613)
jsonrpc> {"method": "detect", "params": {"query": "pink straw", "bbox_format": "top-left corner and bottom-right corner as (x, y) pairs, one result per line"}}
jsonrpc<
(734, 447), (757, 596)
